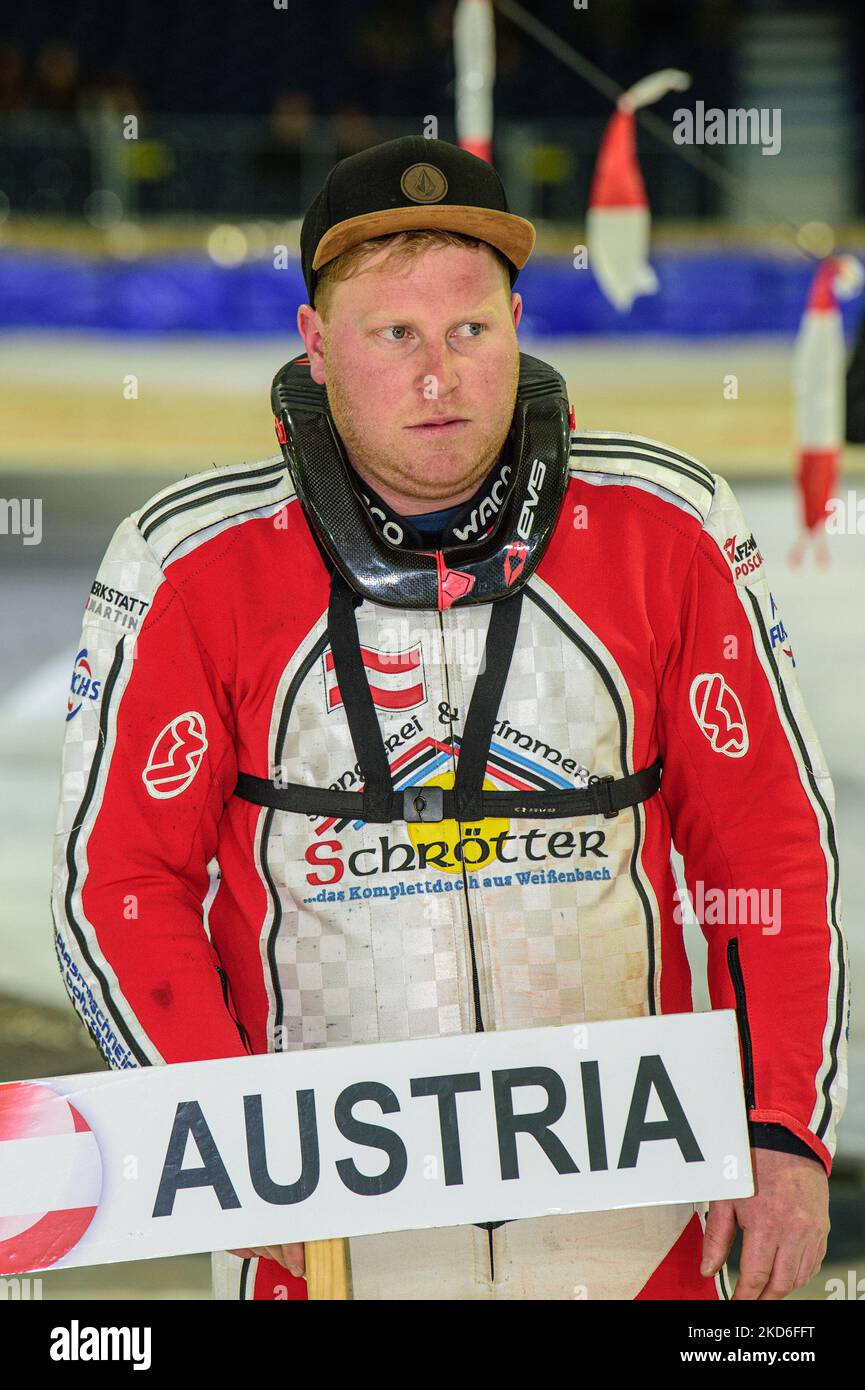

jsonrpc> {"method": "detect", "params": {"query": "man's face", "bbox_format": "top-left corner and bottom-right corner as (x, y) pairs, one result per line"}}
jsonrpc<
(297, 242), (523, 510)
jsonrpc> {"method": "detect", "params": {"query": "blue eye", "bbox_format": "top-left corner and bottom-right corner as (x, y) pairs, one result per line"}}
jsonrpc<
(378, 322), (485, 341)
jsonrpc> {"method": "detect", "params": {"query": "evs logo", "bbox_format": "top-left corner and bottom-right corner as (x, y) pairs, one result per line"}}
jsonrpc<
(66, 649), (102, 721)
(516, 457), (546, 541)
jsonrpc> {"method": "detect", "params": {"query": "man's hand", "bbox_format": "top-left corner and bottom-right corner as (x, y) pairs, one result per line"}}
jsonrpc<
(228, 1243), (306, 1279)
(701, 1147), (829, 1299)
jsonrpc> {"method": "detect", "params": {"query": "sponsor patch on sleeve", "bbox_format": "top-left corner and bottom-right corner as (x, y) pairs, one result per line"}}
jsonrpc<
(722, 531), (765, 586)
(84, 580), (151, 634)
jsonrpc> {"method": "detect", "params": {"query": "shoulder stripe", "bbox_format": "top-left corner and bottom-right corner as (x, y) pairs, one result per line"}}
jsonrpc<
(141, 472), (289, 544)
(160, 495), (297, 569)
(568, 468), (706, 524)
(568, 430), (716, 523)
(569, 445), (715, 503)
(570, 432), (715, 485)
(138, 459), (287, 537)
(133, 457), (295, 566)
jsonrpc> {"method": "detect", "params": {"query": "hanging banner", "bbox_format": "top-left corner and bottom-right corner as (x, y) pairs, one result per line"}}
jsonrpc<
(0, 1011), (751, 1275)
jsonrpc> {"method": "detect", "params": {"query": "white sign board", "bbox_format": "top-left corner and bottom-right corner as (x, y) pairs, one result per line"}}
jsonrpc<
(0, 1011), (752, 1274)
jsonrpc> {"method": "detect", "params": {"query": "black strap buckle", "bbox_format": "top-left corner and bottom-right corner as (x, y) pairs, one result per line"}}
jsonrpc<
(590, 774), (618, 819)
(403, 787), (444, 822)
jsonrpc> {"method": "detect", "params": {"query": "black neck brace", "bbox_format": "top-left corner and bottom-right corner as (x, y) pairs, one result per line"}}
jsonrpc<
(271, 351), (571, 610)
(353, 450), (514, 552)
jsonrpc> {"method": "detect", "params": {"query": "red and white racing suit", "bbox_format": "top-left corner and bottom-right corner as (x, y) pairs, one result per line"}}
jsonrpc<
(52, 426), (848, 1300)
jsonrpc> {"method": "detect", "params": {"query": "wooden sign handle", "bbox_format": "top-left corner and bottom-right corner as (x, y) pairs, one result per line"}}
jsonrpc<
(305, 1238), (351, 1300)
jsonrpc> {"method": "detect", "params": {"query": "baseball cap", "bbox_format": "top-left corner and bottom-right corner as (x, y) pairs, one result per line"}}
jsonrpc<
(300, 135), (536, 305)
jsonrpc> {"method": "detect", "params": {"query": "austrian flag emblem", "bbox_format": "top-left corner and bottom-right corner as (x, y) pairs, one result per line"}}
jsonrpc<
(324, 642), (427, 714)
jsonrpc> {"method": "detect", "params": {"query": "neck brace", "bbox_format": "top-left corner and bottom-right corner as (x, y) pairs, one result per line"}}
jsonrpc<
(271, 351), (572, 609)
(355, 449), (514, 551)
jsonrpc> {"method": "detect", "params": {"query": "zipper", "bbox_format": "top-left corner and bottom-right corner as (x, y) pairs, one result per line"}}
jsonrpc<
(437, 609), (486, 1033)
(726, 939), (755, 1109)
(216, 964), (254, 1055)
(439, 607), (496, 1283)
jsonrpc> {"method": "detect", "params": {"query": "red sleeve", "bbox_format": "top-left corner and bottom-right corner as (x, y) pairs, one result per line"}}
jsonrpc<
(657, 474), (848, 1173)
(52, 515), (250, 1067)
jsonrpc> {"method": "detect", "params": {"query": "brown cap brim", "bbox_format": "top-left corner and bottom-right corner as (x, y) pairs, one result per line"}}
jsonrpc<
(312, 204), (536, 275)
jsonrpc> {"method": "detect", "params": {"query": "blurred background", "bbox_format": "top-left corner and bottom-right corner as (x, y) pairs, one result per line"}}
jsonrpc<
(0, 0), (863, 1299)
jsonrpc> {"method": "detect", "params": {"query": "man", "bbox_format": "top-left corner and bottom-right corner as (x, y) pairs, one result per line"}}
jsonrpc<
(52, 136), (847, 1301)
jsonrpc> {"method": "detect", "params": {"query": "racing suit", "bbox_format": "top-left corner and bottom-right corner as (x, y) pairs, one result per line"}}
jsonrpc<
(52, 422), (848, 1300)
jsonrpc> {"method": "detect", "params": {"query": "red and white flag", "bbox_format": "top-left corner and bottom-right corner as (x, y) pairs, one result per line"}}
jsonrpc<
(324, 642), (427, 714)
(791, 254), (863, 565)
(587, 70), (690, 312)
(454, 0), (494, 163)
(0, 1083), (101, 1274)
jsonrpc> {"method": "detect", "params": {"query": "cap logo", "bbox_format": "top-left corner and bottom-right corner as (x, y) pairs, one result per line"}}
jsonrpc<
(400, 163), (448, 204)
